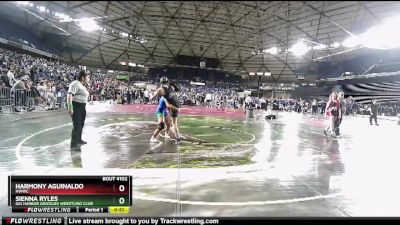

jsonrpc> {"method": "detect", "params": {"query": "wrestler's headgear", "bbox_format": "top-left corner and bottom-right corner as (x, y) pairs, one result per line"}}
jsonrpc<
(160, 76), (169, 84)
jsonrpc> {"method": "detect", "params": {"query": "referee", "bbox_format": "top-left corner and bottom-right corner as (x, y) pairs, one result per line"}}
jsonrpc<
(67, 71), (90, 151)
(369, 99), (379, 126)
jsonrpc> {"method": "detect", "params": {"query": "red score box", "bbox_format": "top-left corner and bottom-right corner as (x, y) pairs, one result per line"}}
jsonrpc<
(24, 183), (129, 195)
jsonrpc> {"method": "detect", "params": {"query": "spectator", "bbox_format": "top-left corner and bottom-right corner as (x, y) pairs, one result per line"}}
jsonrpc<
(7, 68), (16, 86)
(312, 99), (317, 115)
(369, 99), (379, 126)
(1, 68), (11, 88)
(10, 76), (33, 112)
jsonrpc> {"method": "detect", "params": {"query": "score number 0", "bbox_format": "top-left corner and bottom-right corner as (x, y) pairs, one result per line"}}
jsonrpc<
(118, 184), (125, 205)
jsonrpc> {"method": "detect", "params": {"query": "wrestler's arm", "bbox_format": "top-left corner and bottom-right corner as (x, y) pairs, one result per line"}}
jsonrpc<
(150, 88), (164, 101)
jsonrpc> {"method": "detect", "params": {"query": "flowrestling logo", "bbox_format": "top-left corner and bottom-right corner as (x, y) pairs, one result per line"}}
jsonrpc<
(25, 207), (72, 213)
(3, 217), (63, 224)
(2, 217), (222, 225)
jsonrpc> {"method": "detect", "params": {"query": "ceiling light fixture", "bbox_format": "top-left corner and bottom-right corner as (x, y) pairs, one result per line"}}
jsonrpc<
(342, 35), (362, 48)
(289, 41), (309, 56)
(77, 18), (100, 32)
(38, 6), (46, 12)
(58, 14), (72, 22)
(266, 47), (278, 55)
(333, 42), (341, 48)
(313, 44), (327, 50)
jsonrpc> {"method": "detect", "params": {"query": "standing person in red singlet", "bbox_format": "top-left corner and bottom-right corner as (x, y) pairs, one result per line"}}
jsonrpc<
(324, 91), (341, 137)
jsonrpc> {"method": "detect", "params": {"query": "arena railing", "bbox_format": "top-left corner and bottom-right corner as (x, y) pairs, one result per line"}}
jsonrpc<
(11, 89), (34, 112)
(0, 88), (67, 113)
(56, 92), (67, 109)
(0, 87), (12, 113)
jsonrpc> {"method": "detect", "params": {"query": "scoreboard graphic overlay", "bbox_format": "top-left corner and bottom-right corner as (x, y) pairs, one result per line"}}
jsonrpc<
(8, 176), (132, 213)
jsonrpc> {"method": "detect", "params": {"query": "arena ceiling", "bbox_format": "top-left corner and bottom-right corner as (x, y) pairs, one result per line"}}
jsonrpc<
(2, 1), (400, 82)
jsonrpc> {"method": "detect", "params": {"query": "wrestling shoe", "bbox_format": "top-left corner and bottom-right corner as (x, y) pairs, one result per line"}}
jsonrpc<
(150, 137), (159, 143)
(331, 135), (339, 140)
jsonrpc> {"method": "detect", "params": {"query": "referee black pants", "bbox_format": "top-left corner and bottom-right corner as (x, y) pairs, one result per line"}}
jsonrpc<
(369, 113), (377, 125)
(70, 101), (86, 148)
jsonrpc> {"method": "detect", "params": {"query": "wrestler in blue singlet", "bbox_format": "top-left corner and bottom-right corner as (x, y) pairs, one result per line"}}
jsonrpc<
(156, 96), (168, 118)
